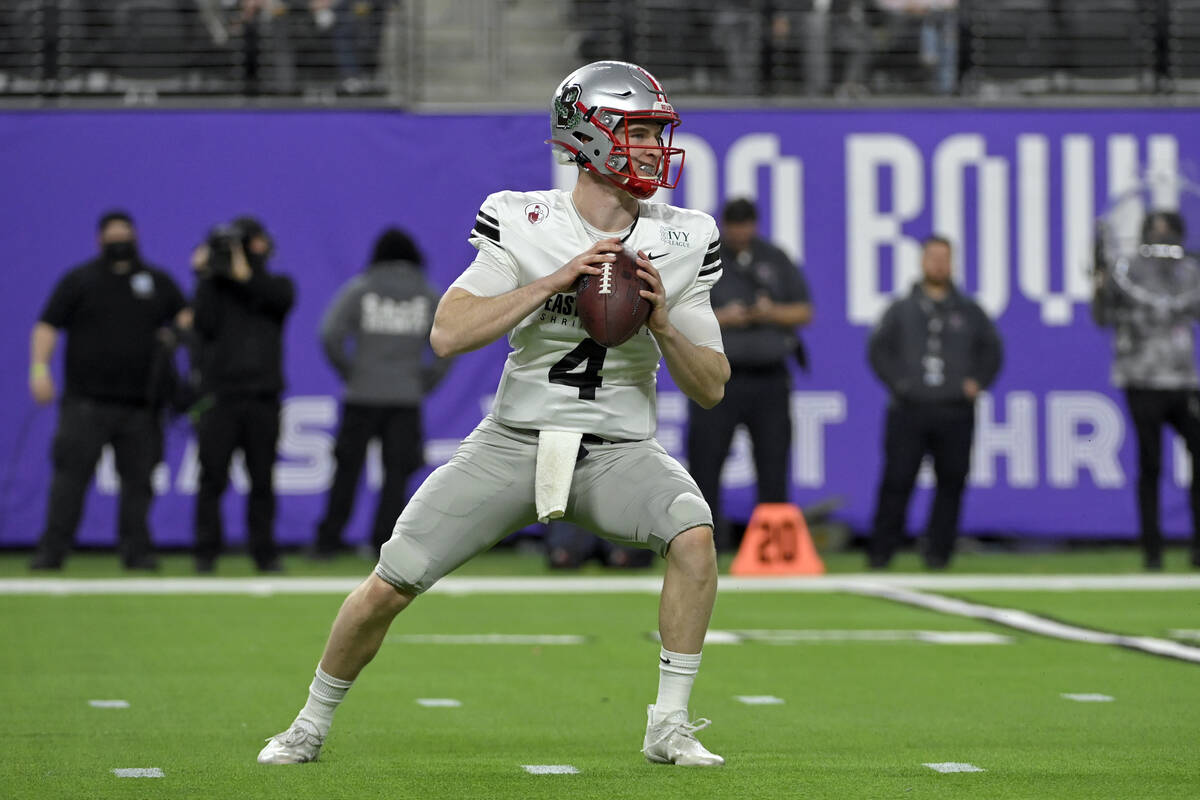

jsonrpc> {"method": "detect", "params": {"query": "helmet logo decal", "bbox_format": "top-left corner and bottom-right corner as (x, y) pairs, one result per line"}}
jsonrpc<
(525, 202), (549, 224)
(554, 84), (583, 129)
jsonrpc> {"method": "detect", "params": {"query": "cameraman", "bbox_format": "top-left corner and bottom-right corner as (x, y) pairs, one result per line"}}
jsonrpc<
(190, 216), (295, 573)
(1093, 210), (1200, 571)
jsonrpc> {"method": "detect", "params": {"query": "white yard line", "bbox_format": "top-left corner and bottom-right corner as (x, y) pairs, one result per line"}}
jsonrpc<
(389, 634), (586, 645)
(701, 629), (1012, 645)
(2, 573), (1199, 596)
(111, 768), (163, 778)
(1168, 629), (1200, 640)
(521, 765), (579, 775)
(923, 762), (985, 774)
(854, 583), (1200, 665)
(1061, 693), (1114, 702)
(735, 695), (786, 705)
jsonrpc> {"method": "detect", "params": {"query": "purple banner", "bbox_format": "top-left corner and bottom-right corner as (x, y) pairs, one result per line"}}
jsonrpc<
(2, 107), (1198, 548)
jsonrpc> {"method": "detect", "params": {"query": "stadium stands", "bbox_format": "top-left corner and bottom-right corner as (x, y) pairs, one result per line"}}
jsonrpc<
(0, 2), (1195, 104)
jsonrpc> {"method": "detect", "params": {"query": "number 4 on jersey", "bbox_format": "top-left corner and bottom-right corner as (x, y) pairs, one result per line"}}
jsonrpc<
(548, 338), (607, 399)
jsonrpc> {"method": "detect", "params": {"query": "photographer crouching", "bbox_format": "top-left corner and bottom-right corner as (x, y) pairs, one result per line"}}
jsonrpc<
(190, 217), (295, 573)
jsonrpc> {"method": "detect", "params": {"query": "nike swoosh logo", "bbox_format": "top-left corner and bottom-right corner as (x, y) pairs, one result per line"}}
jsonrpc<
(646, 252), (668, 261)
(659, 657), (671, 664)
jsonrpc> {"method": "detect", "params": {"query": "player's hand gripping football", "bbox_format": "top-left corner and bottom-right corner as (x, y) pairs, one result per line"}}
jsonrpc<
(635, 251), (671, 335)
(543, 238), (619, 295)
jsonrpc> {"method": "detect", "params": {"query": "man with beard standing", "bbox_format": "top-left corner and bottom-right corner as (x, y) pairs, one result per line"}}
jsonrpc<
(29, 210), (188, 570)
(867, 234), (1003, 569)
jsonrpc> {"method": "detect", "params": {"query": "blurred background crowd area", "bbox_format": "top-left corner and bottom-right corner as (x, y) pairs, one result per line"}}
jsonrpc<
(1, 0), (1199, 106)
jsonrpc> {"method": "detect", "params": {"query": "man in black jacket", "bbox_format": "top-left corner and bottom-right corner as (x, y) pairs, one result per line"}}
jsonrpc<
(191, 216), (295, 573)
(867, 235), (1003, 569)
(29, 210), (187, 570)
(686, 198), (813, 551)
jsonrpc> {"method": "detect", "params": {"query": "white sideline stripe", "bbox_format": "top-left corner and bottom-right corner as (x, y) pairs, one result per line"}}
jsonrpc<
(4, 573), (1200, 596)
(924, 762), (985, 774)
(112, 768), (163, 778)
(735, 695), (785, 705)
(856, 584), (1200, 665)
(389, 634), (586, 645)
(89, 700), (129, 708)
(416, 698), (462, 707)
(1061, 693), (1114, 702)
(522, 765), (579, 775)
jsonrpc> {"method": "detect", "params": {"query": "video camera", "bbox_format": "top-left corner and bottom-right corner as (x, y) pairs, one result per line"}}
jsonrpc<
(203, 216), (271, 276)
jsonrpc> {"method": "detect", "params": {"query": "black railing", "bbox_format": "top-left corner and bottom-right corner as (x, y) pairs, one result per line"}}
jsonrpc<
(0, 1), (1197, 104)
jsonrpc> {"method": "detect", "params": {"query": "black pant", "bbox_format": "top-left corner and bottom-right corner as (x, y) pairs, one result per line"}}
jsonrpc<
(315, 403), (423, 554)
(870, 400), (975, 568)
(194, 395), (281, 566)
(1124, 388), (1200, 562)
(686, 365), (792, 550)
(34, 398), (159, 566)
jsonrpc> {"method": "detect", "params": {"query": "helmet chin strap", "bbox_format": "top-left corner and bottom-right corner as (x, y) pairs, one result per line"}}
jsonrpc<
(622, 175), (658, 199)
(601, 154), (660, 199)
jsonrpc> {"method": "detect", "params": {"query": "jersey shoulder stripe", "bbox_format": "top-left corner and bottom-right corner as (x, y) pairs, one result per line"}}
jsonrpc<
(472, 190), (566, 238)
(471, 216), (500, 244)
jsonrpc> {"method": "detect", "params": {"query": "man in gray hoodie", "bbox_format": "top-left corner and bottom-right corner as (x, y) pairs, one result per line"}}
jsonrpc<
(313, 228), (452, 558)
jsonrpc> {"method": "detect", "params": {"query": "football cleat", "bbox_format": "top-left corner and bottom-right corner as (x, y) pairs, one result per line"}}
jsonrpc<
(642, 705), (725, 766)
(256, 719), (324, 764)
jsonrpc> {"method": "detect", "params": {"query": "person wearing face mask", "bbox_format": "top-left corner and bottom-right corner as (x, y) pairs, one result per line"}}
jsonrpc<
(189, 216), (295, 574)
(1093, 210), (1200, 571)
(29, 210), (189, 571)
(685, 197), (814, 552)
(866, 234), (1003, 570)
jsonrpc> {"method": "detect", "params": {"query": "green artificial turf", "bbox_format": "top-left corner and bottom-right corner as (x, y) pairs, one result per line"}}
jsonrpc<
(2, 588), (1197, 799)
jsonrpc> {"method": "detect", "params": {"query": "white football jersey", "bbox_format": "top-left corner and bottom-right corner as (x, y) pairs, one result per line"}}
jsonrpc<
(452, 188), (724, 440)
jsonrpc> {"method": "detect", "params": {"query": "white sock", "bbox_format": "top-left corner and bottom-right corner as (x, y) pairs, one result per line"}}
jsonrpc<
(295, 666), (353, 737)
(653, 647), (701, 722)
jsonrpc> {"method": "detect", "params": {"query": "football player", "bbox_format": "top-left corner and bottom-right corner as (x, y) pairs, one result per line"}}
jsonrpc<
(258, 61), (730, 767)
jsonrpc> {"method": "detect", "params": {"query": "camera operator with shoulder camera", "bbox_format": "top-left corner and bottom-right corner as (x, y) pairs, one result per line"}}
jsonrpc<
(1093, 210), (1200, 571)
(190, 216), (295, 573)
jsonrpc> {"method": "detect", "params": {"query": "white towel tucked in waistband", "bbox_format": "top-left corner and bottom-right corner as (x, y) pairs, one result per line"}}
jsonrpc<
(535, 430), (582, 523)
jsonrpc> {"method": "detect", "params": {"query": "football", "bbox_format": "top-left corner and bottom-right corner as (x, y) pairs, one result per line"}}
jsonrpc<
(576, 248), (652, 347)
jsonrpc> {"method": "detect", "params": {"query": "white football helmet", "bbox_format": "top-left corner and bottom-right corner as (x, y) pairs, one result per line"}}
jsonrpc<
(547, 61), (684, 199)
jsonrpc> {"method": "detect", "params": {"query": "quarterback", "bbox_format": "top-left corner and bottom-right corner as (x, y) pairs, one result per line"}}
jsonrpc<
(258, 61), (730, 767)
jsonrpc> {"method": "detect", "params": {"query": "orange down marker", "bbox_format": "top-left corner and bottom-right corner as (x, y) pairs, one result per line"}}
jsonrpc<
(729, 503), (825, 576)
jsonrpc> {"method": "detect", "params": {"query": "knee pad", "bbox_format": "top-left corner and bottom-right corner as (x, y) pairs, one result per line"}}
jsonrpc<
(375, 533), (434, 595)
(667, 492), (712, 531)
